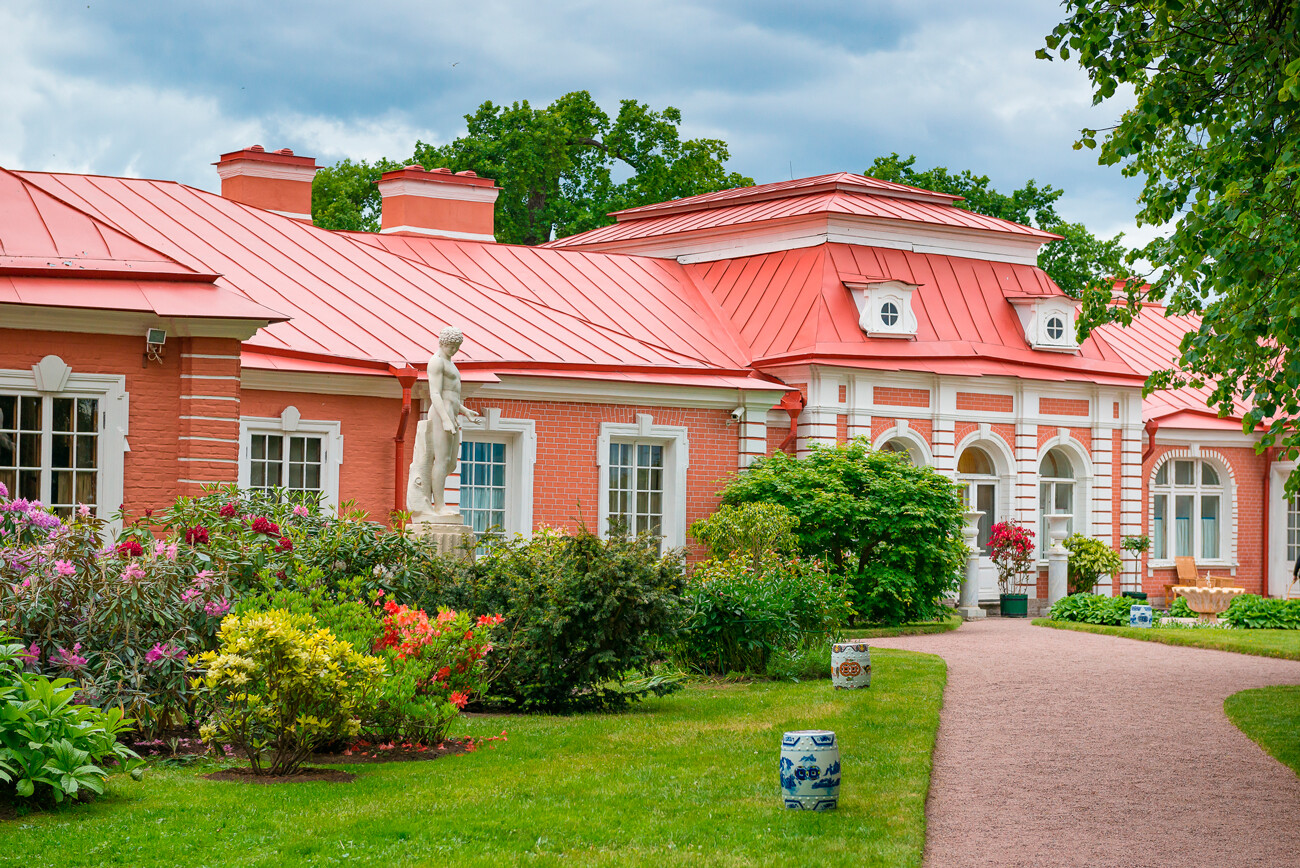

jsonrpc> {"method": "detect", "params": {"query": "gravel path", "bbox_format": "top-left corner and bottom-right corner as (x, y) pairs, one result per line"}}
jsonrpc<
(870, 619), (1300, 868)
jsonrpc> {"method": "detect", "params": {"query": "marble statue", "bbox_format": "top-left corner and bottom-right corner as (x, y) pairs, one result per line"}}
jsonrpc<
(408, 326), (480, 519)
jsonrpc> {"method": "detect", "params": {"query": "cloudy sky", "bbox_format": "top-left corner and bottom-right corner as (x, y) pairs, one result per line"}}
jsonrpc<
(1, 0), (1151, 245)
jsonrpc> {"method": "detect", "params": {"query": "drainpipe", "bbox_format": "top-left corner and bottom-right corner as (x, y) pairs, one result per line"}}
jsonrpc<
(1141, 418), (1160, 463)
(1262, 446), (1276, 597)
(777, 390), (806, 454)
(389, 364), (419, 521)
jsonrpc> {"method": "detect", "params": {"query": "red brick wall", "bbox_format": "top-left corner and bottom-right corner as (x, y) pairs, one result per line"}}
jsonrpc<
(0, 329), (241, 515)
(1140, 444), (1269, 598)
(870, 417), (935, 445)
(955, 392), (1013, 413)
(952, 421), (1015, 456)
(836, 414), (849, 444)
(1040, 397), (1091, 417)
(873, 386), (930, 408)
(1037, 426), (1093, 453)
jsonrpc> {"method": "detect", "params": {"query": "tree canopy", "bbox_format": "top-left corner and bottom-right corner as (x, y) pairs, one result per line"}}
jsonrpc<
(865, 153), (1129, 297)
(311, 91), (752, 245)
(1040, 1), (1300, 482)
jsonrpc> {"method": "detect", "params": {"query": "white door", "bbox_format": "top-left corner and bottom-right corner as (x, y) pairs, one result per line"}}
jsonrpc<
(1269, 464), (1300, 598)
(972, 481), (1002, 599)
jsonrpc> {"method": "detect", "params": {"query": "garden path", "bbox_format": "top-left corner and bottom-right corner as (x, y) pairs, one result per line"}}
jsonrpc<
(870, 619), (1300, 868)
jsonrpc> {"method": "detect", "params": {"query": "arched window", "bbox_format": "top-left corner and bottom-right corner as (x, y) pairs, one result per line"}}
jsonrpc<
(880, 437), (915, 465)
(1039, 447), (1075, 556)
(957, 445), (999, 553)
(1151, 458), (1227, 561)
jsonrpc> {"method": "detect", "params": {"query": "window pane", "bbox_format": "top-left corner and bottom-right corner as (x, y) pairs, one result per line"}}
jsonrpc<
(1055, 481), (1073, 514)
(976, 483), (995, 553)
(1155, 463), (1168, 485)
(289, 464), (304, 489)
(289, 437), (304, 463)
(958, 447), (994, 476)
(305, 464), (320, 490)
(1200, 495), (1220, 559)
(1153, 495), (1167, 560)
(75, 472), (96, 508)
(1175, 494), (1194, 556)
(252, 436), (266, 461)
(1288, 495), (1300, 563)
(52, 434), (71, 469)
(1174, 460), (1195, 486)
(20, 397), (40, 429)
(18, 470), (39, 500)
(77, 398), (97, 433)
(304, 438), (321, 463)
(53, 398), (73, 432)
(76, 435), (96, 469)
(1201, 463), (1220, 486)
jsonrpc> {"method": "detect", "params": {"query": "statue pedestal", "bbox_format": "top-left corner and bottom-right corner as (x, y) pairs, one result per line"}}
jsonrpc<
(409, 513), (476, 560)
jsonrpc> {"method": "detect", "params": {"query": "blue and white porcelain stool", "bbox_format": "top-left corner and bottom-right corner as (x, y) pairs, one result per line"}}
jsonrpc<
(1129, 604), (1153, 628)
(780, 730), (840, 810)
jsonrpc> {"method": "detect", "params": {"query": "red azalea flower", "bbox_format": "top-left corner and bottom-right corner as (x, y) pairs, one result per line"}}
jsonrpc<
(449, 692), (469, 709)
(276, 535), (293, 552)
(115, 540), (144, 557)
(250, 516), (280, 535)
(219, 501), (238, 518)
(184, 525), (210, 545)
(144, 508), (154, 518)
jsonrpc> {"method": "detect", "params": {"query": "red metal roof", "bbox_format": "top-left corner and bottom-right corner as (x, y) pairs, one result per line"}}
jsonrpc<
(547, 172), (1059, 250)
(1094, 306), (1252, 427)
(686, 243), (1145, 385)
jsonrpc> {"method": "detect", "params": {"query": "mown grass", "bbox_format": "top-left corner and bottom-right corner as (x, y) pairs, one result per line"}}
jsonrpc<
(1, 648), (945, 868)
(1225, 686), (1300, 777)
(1032, 618), (1300, 660)
(848, 612), (962, 639)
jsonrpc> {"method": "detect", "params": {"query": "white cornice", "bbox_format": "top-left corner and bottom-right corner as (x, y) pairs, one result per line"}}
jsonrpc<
(0, 306), (268, 340)
(216, 161), (318, 183)
(1153, 427), (1259, 448)
(479, 375), (787, 411)
(379, 225), (496, 242)
(376, 178), (501, 204)
(240, 368), (404, 398)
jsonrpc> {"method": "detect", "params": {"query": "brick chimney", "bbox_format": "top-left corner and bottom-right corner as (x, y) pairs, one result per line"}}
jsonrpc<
(215, 145), (318, 221)
(377, 165), (499, 241)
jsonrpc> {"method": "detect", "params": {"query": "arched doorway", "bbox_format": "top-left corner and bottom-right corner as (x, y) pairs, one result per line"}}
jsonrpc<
(956, 443), (1004, 599)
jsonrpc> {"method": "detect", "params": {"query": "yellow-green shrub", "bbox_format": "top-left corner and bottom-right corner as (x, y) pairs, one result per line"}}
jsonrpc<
(192, 609), (384, 775)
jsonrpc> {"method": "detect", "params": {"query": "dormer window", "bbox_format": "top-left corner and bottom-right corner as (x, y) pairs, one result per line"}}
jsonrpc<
(848, 280), (919, 339)
(1008, 296), (1080, 353)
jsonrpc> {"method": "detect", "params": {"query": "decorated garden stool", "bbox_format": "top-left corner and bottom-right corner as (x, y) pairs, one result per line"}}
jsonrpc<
(831, 640), (871, 689)
(780, 730), (841, 810)
(1129, 604), (1153, 628)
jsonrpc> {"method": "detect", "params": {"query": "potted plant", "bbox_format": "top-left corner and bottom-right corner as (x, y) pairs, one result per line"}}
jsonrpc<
(988, 521), (1035, 618)
(1120, 535), (1151, 600)
(1063, 534), (1124, 594)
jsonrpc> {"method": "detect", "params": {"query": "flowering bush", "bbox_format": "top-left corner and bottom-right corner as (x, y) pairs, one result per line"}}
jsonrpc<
(987, 521), (1036, 596)
(192, 609), (385, 776)
(0, 492), (234, 735)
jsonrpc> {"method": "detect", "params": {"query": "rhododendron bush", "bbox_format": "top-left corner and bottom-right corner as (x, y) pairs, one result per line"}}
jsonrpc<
(987, 521), (1036, 596)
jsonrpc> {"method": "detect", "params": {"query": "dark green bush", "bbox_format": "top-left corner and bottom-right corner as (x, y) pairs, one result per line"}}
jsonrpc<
(426, 528), (686, 711)
(1062, 534), (1123, 594)
(1048, 593), (1141, 626)
(1222, 595), (1300, 630)
(1166, 596), (1196, 618)
(717, 440), (964, 625)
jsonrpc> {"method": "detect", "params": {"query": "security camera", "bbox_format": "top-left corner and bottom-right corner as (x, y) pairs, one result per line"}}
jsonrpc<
(729, 407), (745, 423)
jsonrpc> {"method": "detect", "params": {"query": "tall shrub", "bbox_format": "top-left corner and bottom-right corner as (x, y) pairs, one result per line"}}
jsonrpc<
(718, 440), (965, 625)
(1063, 534), (1123, 594)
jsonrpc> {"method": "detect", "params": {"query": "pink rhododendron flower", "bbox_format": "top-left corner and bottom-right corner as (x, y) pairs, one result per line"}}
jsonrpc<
(193, 569), (215, 588)
(53, 643), (87, 670)
(0, 482), (8, 498)
(292, 504), (309, 517)
(204, 597), (230, 618)
(144, 642), (187, 665)
(78, 503), (90, 517)
(54, 559), (75, 576)
(155, 539), (168, 557)
(180, 588), (201, 604)
(18, 642), (39, 666)
(122, 562), (146, 583)
(166, 542), (179, 561)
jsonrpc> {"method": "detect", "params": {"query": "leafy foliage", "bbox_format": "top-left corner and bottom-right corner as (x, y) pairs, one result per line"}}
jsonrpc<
(312, 91), (753, 245)
(987, 521), (1037, 596)
(1166, 596), (1196, 618)
(426, 528), (685, 711)
(866, 153), (1129, 297)
(1062, 533), (1123, 594)
(718, 440), (965, 625)
(1223, 595), (1300, 630)
(690, 502), (800, 572)
(677, 553), (851, 676)
(0, 639), (143, 807)
(1048, 592), (1141, 626)
(193, 610), (385, 776)
(1043, 3), (1300, 490)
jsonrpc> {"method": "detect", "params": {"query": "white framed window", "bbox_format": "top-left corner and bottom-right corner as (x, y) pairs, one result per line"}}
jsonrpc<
(597, 414), (688, 549)
(1151, 457), (1229, 563)
(1038, 447), (1077, 558)
(872, 422), (932, 467)
(1045, 315), (1066, 341)
(0, 356), (127, 524)
(455, 408), (535, 538)
(957, 445), (999, 554)
(1288, 494), (1300, 564)
(239, 406), (342, 507)
(851, 280), (919, 338)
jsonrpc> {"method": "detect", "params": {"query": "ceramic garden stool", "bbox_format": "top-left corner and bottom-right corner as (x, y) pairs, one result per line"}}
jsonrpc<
(831, 640), (871, 688)
(1128, 604), (1153, 628)
(780, 730), (841, 810)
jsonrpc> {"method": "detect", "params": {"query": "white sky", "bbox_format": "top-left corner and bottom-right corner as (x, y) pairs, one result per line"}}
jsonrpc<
(0, 0), (1159, 247)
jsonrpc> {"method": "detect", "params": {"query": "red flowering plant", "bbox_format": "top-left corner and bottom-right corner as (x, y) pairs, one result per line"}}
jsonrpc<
(366, 600), (503, 745)
(987, 521), (1036, 596)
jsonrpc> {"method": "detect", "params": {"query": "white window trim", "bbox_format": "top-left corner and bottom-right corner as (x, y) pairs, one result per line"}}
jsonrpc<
(597, 413), (689, 549)
(0, 356), (128, 534)
(1035, 438), (1092, 564)
(458, 407), (536, 538)
(1148, 449), (1236, 569)
(238, 406), (343, 508)
(1010, 297), (1081, 353)
(872, 420), (933, 467)
(850, 280), (919, 339)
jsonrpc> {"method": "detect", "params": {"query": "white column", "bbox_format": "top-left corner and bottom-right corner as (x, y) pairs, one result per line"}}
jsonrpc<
(738, 403), (768, 468)
(1047, 513), (1071, 605)
(798, 407), (837, 455)
(958, 510), (986, 620)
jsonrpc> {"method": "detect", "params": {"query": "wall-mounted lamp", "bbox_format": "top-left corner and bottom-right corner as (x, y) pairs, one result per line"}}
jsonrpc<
(144, 328), (166, 366)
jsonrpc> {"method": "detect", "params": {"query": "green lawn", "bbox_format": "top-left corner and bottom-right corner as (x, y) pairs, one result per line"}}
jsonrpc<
(848, 612), (962, 639)
(1032, 618), (1300, 660)
(1, 648), (945, 868)
(1225, 686), (1300, 777)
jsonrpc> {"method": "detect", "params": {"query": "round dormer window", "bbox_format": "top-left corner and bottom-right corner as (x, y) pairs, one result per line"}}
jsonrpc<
(880, 301), (900, 327)
(1045, 315), (1066, 341)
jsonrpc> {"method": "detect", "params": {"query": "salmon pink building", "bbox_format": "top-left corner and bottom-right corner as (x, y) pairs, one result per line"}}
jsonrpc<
(1, 148), (1294, 604)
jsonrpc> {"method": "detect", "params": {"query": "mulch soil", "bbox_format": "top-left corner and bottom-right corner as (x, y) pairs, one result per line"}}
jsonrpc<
(203, 767), (356, 784)
(313, 737), (477, 764)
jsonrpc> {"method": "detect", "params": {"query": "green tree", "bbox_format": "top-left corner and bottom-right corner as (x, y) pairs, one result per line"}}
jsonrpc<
(1041, 2), (1300, 486)
(312, 91), (753, 244)
(718, 439), (965, 625)
(866, 153), (1129, 298)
